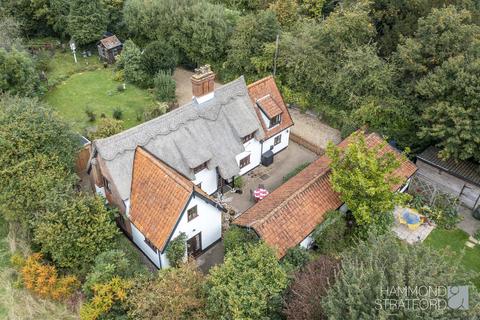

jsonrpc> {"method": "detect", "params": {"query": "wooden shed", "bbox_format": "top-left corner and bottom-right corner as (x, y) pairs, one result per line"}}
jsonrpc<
(97, 35), (122, 63)
(416, 146), (480, 210)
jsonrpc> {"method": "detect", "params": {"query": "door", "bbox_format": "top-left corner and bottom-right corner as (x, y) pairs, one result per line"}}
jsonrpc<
(187, 232), (202, 257)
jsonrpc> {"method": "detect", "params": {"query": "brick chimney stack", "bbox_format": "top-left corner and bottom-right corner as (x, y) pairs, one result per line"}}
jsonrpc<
(191, 65), (215, 97)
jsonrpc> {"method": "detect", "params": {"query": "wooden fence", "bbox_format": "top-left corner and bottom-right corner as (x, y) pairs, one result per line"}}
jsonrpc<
(290, 132), (324, 155)
(75, 144), (91, 176)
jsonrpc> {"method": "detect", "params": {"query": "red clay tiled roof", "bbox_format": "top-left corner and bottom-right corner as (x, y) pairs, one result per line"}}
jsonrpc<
(100, 35), (121, 50)
(257, 95), (283, 118)
(129, 147), (194, 252)
(234, 132), (417, 258)
(248, 76), (294, 139)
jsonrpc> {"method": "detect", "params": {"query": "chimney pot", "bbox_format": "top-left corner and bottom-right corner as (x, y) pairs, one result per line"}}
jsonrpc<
(191, 64), (215, 98)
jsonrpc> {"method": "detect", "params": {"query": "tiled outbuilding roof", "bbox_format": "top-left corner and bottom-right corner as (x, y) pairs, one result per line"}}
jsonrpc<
(130, 147), (195, 252)
(248, 76), (294, 139)
(234, 132), (417, 257)
(417, 146), (480, 187)
(99, 35), (122, 50)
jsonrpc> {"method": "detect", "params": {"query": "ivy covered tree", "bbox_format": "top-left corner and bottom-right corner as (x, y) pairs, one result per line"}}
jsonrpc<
(128, 262), (206, 319)
(0, 48), (40, 96)
(33, 195), (118, 272)
(165, 232), (187, 267)
(322, 233), (480, 318)
(67, 0), (108, 45)
(206, 242), (288, 319)
(326, 132), (410, 230)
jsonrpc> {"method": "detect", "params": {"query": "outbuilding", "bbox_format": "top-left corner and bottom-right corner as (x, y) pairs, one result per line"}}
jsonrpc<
(97, 35), (122, 63)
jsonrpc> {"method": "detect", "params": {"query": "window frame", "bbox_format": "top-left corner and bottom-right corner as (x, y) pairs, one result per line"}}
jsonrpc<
(242, 132), (255, 144)
(187, 205), (199, 222)
(193, 162), (207, 174)
(274, 134), (282, 146)
(269, 114), (282, 128)
(239, 155), (251, 169)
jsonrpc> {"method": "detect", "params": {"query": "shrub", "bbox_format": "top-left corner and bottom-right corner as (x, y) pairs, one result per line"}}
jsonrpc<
(166, 233), (187, 267)
(410, 191), (460, 229)
(141, 40), (178, 76)
(313, 211), (349, 256)
(113, 69), (125, 82)
(283, 162), (310, 182)
(282, 246), (310, 272)
(91, 118), (124, 140)
(153, 71), (176, 102)
(143, 102), (168, 121)
(223, 226), (258, 253)
(20, 253), (79, 301)
(80, 276), (132, 320)
(112, 107), (123, 119)
(83, 250), (135, 298)
(233, 176), (244, 189)
(85, 106), (97, 122)
(283, 255), (339, 320)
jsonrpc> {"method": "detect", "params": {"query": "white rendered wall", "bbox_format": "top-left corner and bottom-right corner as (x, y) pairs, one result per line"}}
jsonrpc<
(192, 167), (218, 195)
(160, 195), (222, 268)
(261, 129), (290, 155)
(237, 138), (262, 176)
(131, 223), (161, 268)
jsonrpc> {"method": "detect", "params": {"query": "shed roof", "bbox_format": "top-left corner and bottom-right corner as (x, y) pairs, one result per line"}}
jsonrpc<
(234, 132), (417, 258)
(248, 76), (294, 139)
(99, 35), (122, 50)
(417, 146), (480, 187)
(93, 76), (264, 200)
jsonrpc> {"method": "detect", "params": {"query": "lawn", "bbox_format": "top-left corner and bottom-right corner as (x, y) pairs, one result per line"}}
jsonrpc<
(424, 228), (480, 288)
(43, 51), (155, 132)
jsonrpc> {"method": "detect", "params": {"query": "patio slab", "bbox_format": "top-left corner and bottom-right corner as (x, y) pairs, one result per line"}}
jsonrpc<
(392, 207), (436, 244)
(223, 141), (317, 215)
(457, 205), (480, 236)
(196, 240), (224, 274)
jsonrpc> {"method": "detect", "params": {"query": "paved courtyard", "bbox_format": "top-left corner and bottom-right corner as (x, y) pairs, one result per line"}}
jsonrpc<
(392, 207), (436, 244)
(222, 141), (317, 214)
(457, 205), (480, 235)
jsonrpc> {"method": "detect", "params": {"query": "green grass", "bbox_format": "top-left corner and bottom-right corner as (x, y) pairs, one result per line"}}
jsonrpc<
(424, 228), (480, 288)
(42, 50), (155, 132)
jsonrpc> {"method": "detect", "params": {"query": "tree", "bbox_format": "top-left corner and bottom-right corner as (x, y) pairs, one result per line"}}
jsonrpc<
(127, 262), (206, 319)
(120, 40), (149, 87)
(175, 1), (238, 65)
(283, 255), (339, 320)
(2, 0), (51, 35)
(33, 195), (118, 271)
(165, 232), (187, 267)
(326, 132), (410, 229)
(322, 233), (480, 318)
(0, 95), (78, 171)
(417, 51), (480, 162)
(0, 16), (23, 50)
(102, 0), (126, 36)
(141, 40), (178, 76)
(83, 249), (137, 298)
(206, 242), (288, 319)
(270, 0), (299, 28)
(91, 118), (124, 140)
(313, 210), (349, 256)
(0, 48), (40, 96)
(299, 0), (326, 20)
(223, 10), (280, 81)
(0, 155), (76, 233)
(153, 71), (176, 102)
(68, 0), (108, 45)
(223, 225), (258, 253)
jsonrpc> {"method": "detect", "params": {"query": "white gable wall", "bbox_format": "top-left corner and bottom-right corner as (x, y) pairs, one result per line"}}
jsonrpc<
(192, 167), (218, 195)
(262, 129), (290, 155)
(131, 223), (161, 268)
(159, 194), (222, 268)
(237, 138), (262, 176)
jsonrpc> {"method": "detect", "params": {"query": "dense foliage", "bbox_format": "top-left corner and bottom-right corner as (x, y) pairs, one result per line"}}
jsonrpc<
(206, 242), (288, 319)
(34, 195), (118, 272)
(165, 232), (187, 268)
(0, 48), (40, 96)
(91, 118), (124, 140)
(322, 233), (480, 318)
(313, 210), (349, 255)
(223, 225), (258, 253)
(67, 0), (107, 45)
(327, 132), (410, 231)
(153, 71), (176, 102)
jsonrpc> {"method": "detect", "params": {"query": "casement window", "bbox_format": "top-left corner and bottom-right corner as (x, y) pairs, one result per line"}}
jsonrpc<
(242, 132), (255, 143)
(103, 176), (111, 192)
(269, 114), (282, 128)
(274, 135), (282, 146)
(193, 162), (207, 174)
(144, 238), (158, 252)
(187, 205), (198, 222)
(239, 155), (251, 169)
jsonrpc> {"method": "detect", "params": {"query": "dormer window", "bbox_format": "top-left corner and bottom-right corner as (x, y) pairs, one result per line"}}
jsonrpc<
(242, 132), (255, 143)
(269, 114), (282, 128)
(193, 162), (207, 174)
